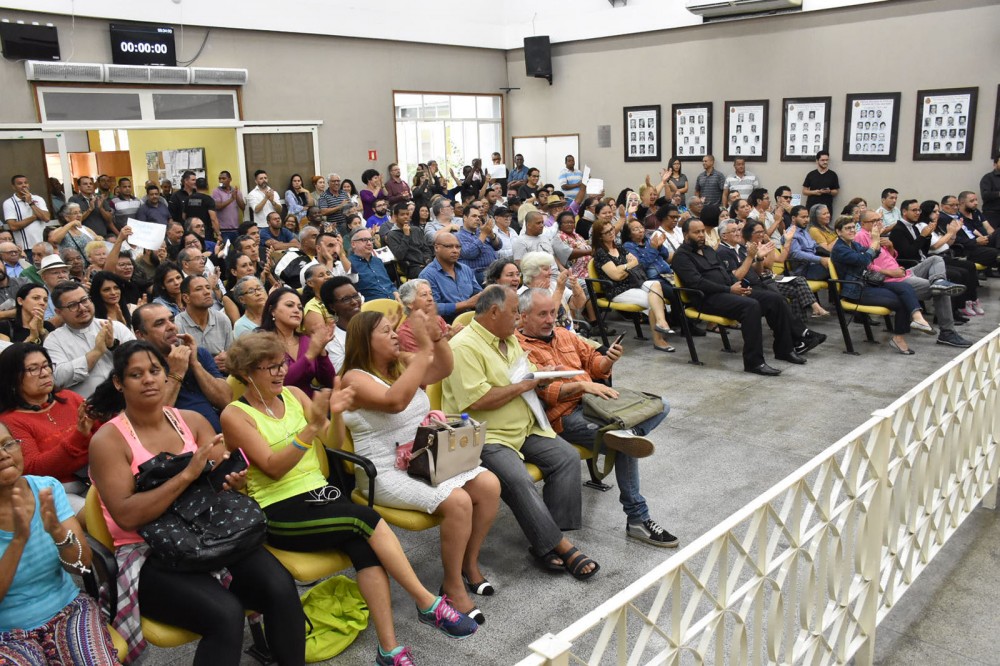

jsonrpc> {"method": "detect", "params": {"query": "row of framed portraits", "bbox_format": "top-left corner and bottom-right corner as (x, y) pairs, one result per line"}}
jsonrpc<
(623, 86), (997, 164)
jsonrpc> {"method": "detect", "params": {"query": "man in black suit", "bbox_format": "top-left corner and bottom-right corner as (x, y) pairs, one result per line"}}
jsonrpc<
(671, 219), (811, 376)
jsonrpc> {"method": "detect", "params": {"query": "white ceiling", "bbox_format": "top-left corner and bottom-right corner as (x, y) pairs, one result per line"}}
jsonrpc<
(5, 0), (887, 51)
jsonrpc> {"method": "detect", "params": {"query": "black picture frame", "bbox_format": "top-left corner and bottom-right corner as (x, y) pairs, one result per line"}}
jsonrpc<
(841, 92), (901, 162)
(913, 86), (977, 161)
(990, 85), (1000, 160)
(623, 105), (661, 163)
(671, 102), (713, 162)
(781, 97), (832, 162)
(723, 99), (768, 162)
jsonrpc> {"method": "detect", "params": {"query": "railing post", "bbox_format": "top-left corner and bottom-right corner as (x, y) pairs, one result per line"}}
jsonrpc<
(527, 633), (573, 666)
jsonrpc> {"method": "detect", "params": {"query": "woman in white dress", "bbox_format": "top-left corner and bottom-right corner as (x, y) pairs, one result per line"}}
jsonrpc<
(341, 309), (500, 624)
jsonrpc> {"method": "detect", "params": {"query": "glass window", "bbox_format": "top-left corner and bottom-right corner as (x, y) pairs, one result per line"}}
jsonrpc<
(152, 93), (236, 120)
(42, 92), (142, 121)
(393, 92), (502, 196)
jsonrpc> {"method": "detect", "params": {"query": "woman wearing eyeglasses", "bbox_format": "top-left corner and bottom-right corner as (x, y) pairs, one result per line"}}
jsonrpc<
(260, 287), (335, 395)
(0, 422), (118, 665)
(0, 344), (95, 513)
(222, 252), (258, 324)
(232, 276), (268, 338)
(221, 332), (477, 665)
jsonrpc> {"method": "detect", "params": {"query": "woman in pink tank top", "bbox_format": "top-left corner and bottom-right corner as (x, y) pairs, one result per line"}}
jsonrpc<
(87, 340), (306, 666)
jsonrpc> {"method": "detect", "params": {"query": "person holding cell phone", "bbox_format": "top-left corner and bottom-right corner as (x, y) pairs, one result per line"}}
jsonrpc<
(88, 341), (306, 666)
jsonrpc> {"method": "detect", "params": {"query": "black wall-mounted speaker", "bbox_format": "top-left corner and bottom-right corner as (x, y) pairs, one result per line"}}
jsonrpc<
(524, 36), (552, 84)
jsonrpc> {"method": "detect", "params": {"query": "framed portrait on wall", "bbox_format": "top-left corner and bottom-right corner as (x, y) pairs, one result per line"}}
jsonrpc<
(672, 102), (712, 161)
(724, 99), (768, 162)
(842, 92), (900, 162)
(990, 85), (999, 159)
(624, 105), (661, 162)
(781, 97), (831, 161)
(913, 86), (977, 161)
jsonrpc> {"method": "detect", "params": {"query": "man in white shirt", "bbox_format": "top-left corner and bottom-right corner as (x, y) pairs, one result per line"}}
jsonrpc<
(44, 281), (135, 398)
(3, 175), (49, 250)
(244, 169), (283, 227)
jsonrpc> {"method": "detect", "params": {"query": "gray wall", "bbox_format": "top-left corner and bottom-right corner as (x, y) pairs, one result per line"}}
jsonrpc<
(505, 0), (1000, 208)
(0, 11), (508, 185)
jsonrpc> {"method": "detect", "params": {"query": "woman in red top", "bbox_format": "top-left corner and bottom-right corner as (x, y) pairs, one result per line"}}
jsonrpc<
(0, 344), (95, 512)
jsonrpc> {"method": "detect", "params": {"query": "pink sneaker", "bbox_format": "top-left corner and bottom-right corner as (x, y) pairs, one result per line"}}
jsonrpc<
(973, 299), (985, 315)
(959, 301), (978, 317)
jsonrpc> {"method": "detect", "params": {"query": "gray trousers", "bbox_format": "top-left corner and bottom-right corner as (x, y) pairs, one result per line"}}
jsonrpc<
(902, 255), (954, 332)
(478, 434), (582, 555)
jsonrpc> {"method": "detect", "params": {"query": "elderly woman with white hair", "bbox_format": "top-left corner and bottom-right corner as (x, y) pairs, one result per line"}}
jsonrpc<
(48, 202), (97, 262)
(518, 251), (586, 333)
(395, 278), (463, 352)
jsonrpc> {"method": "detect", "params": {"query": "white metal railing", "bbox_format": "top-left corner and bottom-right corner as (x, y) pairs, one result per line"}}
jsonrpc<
(518, 326), (1000, 666)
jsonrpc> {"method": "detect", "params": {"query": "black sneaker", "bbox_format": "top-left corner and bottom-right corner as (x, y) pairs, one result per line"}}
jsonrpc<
(936, 329), (972, 348)
(626, 519), (679, 548)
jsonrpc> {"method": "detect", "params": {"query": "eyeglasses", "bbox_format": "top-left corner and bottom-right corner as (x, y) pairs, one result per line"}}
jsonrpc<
(23, 362), (52, 376)
(256, 359), (289, 376)
(1, 249), (20, 255)
(57, 295), (92, 311)
(780, 195), (793, 200)
(242, 286), (266, 296)
(332, 292), (362, 305)
(0, 439), (21, 454)
(841, 225), (857, 232)
(352, 237), (373, 243)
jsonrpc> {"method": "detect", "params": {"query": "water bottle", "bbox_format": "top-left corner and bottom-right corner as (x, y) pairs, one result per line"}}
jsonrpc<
(461, 412), (471, 427)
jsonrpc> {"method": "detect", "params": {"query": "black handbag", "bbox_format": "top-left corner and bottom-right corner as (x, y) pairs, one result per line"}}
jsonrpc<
(136, 451), (267, 572)
(862, 269), (886, 287)
(627, 266), (648, 289)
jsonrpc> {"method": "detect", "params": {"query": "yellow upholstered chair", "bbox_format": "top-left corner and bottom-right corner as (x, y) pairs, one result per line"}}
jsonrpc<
(670, 272), (741, 366)
(361, 298), (405, 328)
(452, 310), (476, 328)
(83, 488), (201, 649)
(827, 260), (894, 354)
(583, 259), (646, 347)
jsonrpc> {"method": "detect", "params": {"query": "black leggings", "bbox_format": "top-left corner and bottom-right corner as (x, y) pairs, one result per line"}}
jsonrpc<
(138, 548), (305, 666)
(263, 493), (383, 572)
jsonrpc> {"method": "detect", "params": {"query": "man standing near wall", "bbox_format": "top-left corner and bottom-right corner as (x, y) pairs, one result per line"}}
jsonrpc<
(108, 178), (141, 234)
(244, 169), (283, 227)
(722, 158), (759, 204)
(558, 155), (583, 201)
(3, 175), (50, 250)
(802, 151), (839, 212)
(508, 154), (530, 191)
(694, 155), (725, 207)
(979, 156), (1000, 227)
(212, 170), (245, 244)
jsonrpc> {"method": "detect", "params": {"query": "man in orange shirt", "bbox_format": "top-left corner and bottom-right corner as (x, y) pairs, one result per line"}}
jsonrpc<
(515, 288), (678, 548)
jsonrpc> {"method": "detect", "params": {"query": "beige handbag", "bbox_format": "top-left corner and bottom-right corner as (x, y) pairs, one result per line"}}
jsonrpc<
(407, 416), (485, 486)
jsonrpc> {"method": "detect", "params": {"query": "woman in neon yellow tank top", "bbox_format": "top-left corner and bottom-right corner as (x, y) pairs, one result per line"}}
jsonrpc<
(222, 332), (478, 665)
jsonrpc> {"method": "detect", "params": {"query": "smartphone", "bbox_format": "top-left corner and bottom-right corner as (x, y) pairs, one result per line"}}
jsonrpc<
(740, 278), (751, 288)
(207, 449), (248, 492)
(612, 333), (626, 347)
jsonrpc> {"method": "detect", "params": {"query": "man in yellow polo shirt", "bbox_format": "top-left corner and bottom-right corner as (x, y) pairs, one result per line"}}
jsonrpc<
(443, 285), (599, 580)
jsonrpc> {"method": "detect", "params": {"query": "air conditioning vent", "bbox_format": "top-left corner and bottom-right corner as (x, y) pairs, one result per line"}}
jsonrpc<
(686, 0), (801, 18)
(105, 64), (191, 85)
(25, 60), (104, 82)
(190, 67), (248, 86)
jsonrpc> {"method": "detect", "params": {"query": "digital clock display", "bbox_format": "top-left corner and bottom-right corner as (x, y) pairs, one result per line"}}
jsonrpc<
(109, 23), (176, 66)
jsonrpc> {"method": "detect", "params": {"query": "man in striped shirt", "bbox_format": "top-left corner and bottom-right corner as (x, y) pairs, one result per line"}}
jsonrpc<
(3, 175), (49, 250)
(558, 155), (583, 201)
(318, 173), (351, 233)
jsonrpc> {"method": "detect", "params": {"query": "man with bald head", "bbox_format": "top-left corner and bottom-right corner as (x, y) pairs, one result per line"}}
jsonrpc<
(419, 230), (482, 321)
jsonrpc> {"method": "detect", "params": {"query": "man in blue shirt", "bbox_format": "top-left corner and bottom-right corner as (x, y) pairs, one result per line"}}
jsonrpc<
(366, 198), (390, 232)
(508, 154), (530, 192)
(133, 302), (233, 432)
(260, 211), (299, 255)
(135, 183), (172, 225)
(457, 204), (501, 285)
(419, 230), (482, 321)
(348, 228), (397, 301)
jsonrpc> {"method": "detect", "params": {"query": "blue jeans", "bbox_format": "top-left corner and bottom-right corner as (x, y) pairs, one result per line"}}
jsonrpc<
(559, 397), (670, 523)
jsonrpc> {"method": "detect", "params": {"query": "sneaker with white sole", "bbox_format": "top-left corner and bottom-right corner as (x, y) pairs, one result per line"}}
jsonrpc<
(602, 430), (655, 458)
(416, 595), (477, 639)
(626, 519), (679, 548)
(973, 298), (985, 315)
(959, 301), (978, 317)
